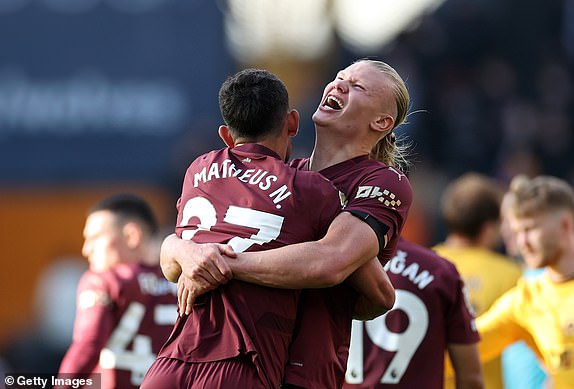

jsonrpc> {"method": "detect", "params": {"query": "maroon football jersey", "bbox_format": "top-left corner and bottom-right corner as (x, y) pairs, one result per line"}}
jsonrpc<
(58, 262), (178, 389)
(344, 238), (480, 389)
(158, 144), (342, 388)
(284, 155), (413, 389)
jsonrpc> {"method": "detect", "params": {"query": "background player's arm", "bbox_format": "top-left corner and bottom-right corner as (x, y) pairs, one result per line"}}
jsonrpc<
(58, 286), (115, 377)
(447, 343), (484, 389)
(475, 290), (526, 364)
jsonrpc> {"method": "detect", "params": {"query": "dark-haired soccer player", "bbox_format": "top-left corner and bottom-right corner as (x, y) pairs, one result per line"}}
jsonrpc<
(140, 69), (344, 389)
(57, 194), (177, 389)
(344, 238), (483, 389)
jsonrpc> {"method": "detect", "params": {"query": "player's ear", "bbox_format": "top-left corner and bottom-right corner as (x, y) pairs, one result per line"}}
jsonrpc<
(123, 222), (143, 250)
(286, 109), (300, 137)
(218, 125), (236, 147)
(370, 113), (394, 134)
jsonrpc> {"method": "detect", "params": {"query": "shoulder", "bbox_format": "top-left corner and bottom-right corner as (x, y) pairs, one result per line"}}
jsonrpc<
(76, 271), (115, 310)
(187, 148), (227, 169)
(291, 168), (341, 201)
(486, 252), (523, 279)
(355, 162), (413, 201)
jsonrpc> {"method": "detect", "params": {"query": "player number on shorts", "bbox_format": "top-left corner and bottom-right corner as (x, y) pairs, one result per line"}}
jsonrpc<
(99, 302), (177, 385)
(179, 196), (284, 253)
(346, 289), (429, 384)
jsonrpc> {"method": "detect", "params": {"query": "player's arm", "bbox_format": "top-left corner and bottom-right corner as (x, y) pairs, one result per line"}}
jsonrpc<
(58, 279), (115, 377)
(475, 289), (526, 363)
(447, 343), (484, 389)
(160, 233), (235, 284)
(347, 257), (395, 320)
(227, 211), (396, 319)
(230, 212), (383, 288)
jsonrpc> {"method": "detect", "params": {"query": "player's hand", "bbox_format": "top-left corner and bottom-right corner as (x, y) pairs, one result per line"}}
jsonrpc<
(177, 274), (215, 315)
(180, 242), (236, 286)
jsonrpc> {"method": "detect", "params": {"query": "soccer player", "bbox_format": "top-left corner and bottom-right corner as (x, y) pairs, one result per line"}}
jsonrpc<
(343, 238), (483, 389)
(498, 189), (548, 389)
(140, 69), (343, 388)
(164, 59), (413, 388)
(57, 194), (177, 389)
(476, 175), (574, 388)
(433, 172), (522, 389)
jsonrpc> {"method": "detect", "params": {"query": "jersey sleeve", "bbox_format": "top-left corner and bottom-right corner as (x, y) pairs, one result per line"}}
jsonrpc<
(345, 167), (412, 255)
(58, 272), (116, 376)
(476, 285), (530, 363)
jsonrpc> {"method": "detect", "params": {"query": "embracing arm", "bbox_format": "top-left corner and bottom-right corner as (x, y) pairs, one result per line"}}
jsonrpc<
(171, 212), (394, 316)
(160, 233), (235, 284)
(229, 212), (380, 288)
(229, 211), (395, 315)
(348, 258), (395, 320)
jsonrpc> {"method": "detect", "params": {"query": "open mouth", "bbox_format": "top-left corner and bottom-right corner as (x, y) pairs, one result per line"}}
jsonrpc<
(323, 95), (344, 110)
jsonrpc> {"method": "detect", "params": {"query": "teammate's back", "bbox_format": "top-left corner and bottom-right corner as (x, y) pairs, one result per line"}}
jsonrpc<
(344, 238), (482, 389)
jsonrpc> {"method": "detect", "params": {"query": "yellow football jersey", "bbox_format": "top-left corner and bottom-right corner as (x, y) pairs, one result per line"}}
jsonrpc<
(477, 273), (574, 388)
(433, 245), (522, 389)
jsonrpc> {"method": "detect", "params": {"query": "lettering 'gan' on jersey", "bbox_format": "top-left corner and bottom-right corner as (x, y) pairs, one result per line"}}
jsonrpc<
(344, 239), (479, 389)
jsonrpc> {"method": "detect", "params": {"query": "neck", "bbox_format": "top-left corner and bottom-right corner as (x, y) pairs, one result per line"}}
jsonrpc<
(235, 138), (287, 161)
(546, 234), (574, 282)
(547, 258), (574, 283)
(443, 234), (479, 249)
(308, 125), (372, 171)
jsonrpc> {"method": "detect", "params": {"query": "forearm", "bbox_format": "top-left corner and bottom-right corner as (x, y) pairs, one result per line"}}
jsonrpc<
(447, 343), (484, 389)
(58, 342), (100, 376)
(160, 233), (183, 282)
(230, 242), (342, 288)
(348, 258), (395, 320)
(230, 213), (379, 288)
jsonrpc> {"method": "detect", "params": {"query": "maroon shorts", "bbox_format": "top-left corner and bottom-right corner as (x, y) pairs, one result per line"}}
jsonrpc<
(140, 355), (267, 389)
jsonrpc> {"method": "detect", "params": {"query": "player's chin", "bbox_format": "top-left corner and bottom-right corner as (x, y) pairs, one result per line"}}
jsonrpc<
(312, 109), (340, 126)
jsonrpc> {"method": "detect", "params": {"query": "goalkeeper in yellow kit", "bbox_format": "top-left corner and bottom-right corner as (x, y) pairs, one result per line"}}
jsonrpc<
(477, 174), (574, 388)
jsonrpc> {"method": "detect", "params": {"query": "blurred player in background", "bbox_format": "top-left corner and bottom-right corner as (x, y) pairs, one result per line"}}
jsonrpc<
(433, 172), (522, 389)
(57, 194), (177, 389)
(164, 58), (413, 388)
(498, 189), (548, 389)
(141, 68), (344, 389)
(344, 237), (483, 389)
(476, 175), (574, 388)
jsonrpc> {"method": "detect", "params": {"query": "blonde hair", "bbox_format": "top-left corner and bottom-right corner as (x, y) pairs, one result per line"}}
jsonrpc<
(507, 174), (574, 218)
(358, 59), (411, 170)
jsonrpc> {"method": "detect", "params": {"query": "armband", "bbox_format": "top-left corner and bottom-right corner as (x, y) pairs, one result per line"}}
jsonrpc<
(347, 210), (389, 256)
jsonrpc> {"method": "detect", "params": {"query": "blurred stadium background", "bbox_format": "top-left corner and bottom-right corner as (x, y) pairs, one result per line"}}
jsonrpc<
(1, 0), (572, 374)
